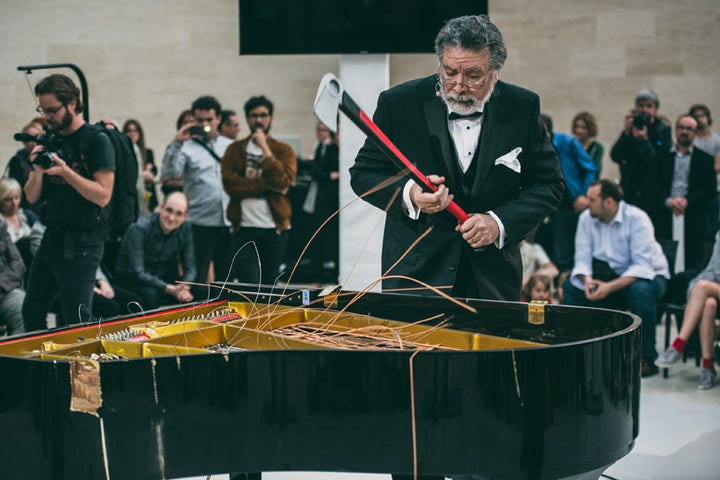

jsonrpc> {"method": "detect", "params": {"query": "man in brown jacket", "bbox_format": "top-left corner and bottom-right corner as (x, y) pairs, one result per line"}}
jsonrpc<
(221, 95), (297, 286)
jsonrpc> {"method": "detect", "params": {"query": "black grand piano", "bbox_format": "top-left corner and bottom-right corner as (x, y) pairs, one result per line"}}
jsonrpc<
(0, 286), (640, 479)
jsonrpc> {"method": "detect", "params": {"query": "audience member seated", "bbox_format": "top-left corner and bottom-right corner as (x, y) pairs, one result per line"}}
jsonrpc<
(0, 222), (26, 335)
(114, 192), (196, 310)
(521, 274), (553, 303)
(520, 237), (559, 290)
(572, 111), (604, 176)
(0, 177), (44, 274)
(656, 231), (720, 390)
(562, 179), (670, 378)
(610, 88), (672, 217)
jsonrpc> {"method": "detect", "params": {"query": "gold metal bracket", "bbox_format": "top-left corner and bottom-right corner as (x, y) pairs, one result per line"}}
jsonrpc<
(527, 300), (548, 325)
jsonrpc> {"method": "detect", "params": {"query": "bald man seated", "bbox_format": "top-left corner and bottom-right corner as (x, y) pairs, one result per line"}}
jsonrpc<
(114, 192), (197, 310)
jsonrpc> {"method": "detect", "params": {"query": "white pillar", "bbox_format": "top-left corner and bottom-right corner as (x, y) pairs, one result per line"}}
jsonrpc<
(338, 55), (388, 291)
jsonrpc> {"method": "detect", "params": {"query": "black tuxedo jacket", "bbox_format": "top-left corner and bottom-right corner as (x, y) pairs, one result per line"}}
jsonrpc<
(350, 76), (563, 300)
(652, 146), (716, 270)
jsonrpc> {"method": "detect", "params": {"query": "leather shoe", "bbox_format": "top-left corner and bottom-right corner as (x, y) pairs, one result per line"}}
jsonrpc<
(641, 359), (659, 378)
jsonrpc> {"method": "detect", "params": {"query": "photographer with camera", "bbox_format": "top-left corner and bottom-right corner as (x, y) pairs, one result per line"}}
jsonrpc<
(21, 74), (115, 332)
(161, 96), (232, 298)
(610, 88), (672, 220)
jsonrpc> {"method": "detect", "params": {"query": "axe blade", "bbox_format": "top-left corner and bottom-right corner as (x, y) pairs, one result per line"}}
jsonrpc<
(312, 72), (343, 133)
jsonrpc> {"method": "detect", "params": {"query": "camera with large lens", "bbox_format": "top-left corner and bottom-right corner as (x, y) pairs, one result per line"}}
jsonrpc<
(13, 128), (71, 169)
(632, 112), (651, 130)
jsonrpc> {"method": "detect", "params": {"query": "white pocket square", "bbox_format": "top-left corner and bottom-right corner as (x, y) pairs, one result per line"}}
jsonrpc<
(494, 147), (523, 173)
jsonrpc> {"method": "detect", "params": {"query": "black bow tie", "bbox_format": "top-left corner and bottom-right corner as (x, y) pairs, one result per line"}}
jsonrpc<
(448, 111), (483, 120)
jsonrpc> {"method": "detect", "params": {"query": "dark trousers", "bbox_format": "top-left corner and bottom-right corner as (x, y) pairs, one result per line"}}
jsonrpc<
(91, 285), (143, 320)
(22, 234), (103, 331)
(191, 224), (232, 296)
(550, 206), (578, 273)
(232, 227), (289, 286)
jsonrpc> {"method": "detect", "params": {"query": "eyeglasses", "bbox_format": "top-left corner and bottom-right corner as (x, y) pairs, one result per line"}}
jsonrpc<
(162, 206), (186, 218)
(677, 125), (696, 132)
(35, 103), (66, 116)
(248, 112), (270, 120)
(439, 71), (490, 91)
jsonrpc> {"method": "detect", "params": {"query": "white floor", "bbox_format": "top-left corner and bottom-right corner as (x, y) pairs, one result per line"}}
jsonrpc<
(176, 321), (720, 480)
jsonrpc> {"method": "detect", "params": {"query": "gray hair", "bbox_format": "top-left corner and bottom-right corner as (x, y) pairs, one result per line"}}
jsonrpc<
(635, 88), (660, 108)
(435, 15), (507, 71)
(0, 178), (22, 201)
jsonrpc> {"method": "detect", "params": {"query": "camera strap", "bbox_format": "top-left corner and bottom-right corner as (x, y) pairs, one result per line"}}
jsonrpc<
(192, 138), (221, 163)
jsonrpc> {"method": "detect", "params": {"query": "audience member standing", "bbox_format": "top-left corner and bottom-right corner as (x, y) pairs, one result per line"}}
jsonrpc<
(7, 120), (44, 215)
(610, 88), (672, 214)
(114, 192), (196, 309)
(303, 121), (340, 284)
(562, 180), (669, 377)
(653, 114), (716, 270)
(540, 114), (597, 275)
(221, 95), (297, 286)
(123, 119), (158, 213)
(219, 109), (241, 141)
(572, 111), (604, 176)
(161, 96), (233, 297)
(22, 74), (115, 331)
(689, 104), (720, 235)
(160, 109), (193, 197)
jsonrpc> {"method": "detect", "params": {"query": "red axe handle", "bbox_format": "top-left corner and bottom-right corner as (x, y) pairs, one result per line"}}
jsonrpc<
(340, 92), (470, 224)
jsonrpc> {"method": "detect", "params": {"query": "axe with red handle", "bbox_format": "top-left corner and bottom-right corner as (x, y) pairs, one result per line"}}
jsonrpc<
(313, 73), (470, 224)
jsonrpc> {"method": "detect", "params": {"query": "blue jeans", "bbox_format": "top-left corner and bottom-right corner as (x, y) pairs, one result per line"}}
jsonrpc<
(562, 275), (667, 361)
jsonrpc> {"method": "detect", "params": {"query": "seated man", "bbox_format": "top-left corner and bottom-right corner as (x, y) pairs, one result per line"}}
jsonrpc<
(0, 222), (26, 335)
(114, 192), (196, 310)
(656, 231), (720, 390)
(562, 179), (670, 377)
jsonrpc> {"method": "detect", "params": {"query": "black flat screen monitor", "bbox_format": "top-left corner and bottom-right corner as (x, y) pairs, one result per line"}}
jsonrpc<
(239, 1), (488, 55)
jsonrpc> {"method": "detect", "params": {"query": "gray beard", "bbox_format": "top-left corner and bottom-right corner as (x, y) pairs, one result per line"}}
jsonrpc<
(441, 89), (492, 115)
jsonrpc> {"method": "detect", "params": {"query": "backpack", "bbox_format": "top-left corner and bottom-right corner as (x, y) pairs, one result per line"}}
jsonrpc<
(87, 122), (139, 240)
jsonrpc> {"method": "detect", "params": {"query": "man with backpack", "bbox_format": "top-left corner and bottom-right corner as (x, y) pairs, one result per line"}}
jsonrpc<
(22, 74), (116, 331)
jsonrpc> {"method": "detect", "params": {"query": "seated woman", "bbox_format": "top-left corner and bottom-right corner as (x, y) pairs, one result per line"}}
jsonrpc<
(0, 178), (44, 273)
(0, 222), (26, 335)
(656, 232), (720, 390)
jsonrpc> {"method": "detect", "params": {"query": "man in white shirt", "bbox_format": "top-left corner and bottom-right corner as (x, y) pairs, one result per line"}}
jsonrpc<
(562, 179), (670, 377)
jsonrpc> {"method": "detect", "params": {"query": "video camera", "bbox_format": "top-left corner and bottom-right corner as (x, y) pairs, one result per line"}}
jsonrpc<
(13, 127), (71, 169)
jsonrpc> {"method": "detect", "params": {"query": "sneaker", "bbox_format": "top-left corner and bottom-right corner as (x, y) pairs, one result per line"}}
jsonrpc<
(697, 368), (717, 390)
(655, 347), (681, 368)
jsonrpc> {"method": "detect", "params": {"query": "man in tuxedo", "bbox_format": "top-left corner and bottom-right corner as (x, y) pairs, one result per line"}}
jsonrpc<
(350, 15), (564, 303)
(652, 113), (717, 270)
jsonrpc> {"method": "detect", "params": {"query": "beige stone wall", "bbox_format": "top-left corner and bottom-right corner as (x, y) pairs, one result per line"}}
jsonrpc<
(1, 0), (718, 183)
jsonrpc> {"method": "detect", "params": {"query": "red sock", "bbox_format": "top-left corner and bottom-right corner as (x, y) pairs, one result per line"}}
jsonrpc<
(672, 338), (687, 353)
(702, 358), (714, 370)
